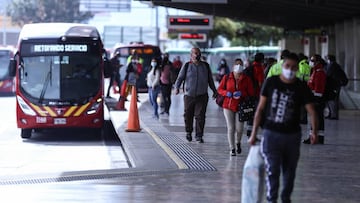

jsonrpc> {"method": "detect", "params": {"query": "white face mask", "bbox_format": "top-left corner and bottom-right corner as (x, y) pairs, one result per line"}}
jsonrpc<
(282, 67), (296, 80)
(309, 61), (315, 67)
(151, 62), (157, 67)
(233, 64), (243, 73)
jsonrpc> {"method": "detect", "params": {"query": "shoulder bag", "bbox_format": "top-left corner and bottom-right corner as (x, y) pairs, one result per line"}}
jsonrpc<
(215, 75), (228, 107)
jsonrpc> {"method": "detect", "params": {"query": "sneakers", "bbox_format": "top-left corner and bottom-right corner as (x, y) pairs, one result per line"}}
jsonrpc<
(186, 133), (192, 142)
(230, 149), (236, 156)
(236, 143), (241, 154)
(196, 137), (204, 143)
(302, 138), (311, 144)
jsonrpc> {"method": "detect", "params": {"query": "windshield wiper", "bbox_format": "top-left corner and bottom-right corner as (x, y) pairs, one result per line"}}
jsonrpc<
(39, 60), (53, 104)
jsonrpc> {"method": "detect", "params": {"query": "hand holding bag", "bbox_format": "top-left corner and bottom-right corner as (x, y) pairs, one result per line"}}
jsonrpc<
(241, 144), (265, 203)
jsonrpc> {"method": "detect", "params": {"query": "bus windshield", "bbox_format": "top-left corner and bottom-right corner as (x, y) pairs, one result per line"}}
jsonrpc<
(20, 54), (101, 103)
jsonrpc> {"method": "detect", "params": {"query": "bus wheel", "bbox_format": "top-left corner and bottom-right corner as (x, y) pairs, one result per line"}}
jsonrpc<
(21, 129), (32, 139)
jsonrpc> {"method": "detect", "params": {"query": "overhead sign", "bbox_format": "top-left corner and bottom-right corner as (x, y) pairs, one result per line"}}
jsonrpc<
(167, 15), (213, 30)
(178, 33), (207, 42)
(79, 0), (131, 12)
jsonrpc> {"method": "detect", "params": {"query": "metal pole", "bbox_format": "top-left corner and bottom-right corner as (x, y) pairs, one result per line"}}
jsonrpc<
(2, 10), (6, 46)
(155, 6), (159, 47)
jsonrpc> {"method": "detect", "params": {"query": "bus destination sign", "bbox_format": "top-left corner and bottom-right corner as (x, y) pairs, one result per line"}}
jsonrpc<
(32, 44), (88, 53)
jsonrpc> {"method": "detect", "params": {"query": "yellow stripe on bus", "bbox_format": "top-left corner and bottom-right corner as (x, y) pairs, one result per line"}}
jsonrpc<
(30, 103), (46, 116)
(64, 106), (77, 117)
(43, 106), (57, 117)
(73, 103), (90, 116)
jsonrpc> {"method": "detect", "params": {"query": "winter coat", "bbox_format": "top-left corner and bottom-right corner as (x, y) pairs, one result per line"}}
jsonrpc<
(217, 72), (255, 112)
(308, 64), (326, 97)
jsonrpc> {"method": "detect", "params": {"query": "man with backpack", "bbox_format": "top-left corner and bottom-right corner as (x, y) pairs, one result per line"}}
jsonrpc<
(174, 47), (217, 143)
(325, 54), (348, 120)
(243, 52), (265, 138)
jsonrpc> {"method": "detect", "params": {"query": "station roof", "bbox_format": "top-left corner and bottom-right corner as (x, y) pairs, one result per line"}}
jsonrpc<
(152, 0), (360, 30)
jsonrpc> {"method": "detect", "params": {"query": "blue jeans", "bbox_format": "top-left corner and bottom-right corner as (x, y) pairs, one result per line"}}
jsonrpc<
(149, 86), (161, 117)
(261, 129), (301, 203)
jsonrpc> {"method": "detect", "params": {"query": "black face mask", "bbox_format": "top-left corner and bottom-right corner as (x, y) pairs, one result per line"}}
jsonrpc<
(195, 55), (201, 61)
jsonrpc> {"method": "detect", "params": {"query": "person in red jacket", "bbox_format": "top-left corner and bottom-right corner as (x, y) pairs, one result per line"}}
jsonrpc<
(304, 54), (326, 144)
(252, 52), (266, 96)
(217, 58), (255, 156)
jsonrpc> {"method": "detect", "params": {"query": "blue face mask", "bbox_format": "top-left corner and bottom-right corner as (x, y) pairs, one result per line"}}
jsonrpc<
(151, 62), (157, 67)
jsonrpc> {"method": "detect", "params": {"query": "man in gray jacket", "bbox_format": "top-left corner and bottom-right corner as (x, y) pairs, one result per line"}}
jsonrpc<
(175, 47), (217, 143)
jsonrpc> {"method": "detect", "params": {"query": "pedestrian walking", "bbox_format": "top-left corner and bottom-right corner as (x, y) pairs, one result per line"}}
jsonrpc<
(217, 58), (254, 156)
(147, 57), (161, 119)
(174, 47), (217, 143)
(248, 52), (319, 203)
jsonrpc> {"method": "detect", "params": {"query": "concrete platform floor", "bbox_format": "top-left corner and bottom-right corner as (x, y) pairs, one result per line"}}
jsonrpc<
(1, 93), (359, 203)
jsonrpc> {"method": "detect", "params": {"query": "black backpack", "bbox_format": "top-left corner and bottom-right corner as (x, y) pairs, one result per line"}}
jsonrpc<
(243, 65), (259, 92)
(322, 76), (337, 101)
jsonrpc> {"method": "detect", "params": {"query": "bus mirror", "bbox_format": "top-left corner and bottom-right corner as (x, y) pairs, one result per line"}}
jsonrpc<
(8, 58), (17, 77)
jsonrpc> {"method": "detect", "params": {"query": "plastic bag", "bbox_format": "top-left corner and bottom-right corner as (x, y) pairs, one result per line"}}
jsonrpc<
(241, 145), (265, 203)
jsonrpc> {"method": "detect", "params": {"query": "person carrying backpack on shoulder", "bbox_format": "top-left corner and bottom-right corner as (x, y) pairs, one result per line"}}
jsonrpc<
(160, 53), (173, 115)
(325, 54), (348, 120)
(243, 53), (265, 139)
(174, 47), (217, 143)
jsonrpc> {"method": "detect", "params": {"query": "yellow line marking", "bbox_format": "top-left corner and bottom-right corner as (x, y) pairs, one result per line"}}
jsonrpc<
(64, 106), (77, 117)
(142, 123), (188, 170)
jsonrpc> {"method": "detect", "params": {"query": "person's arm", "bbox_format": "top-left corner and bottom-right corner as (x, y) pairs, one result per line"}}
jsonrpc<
(174, 62), (188, 95)
(248, 95), (267, 145)
(207, 63), (217, 98)
(305, 102), (319, 144)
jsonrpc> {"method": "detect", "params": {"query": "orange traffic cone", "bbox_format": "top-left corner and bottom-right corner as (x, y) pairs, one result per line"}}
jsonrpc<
(125, 86), (141, 132)
(115, 80), (128, 111)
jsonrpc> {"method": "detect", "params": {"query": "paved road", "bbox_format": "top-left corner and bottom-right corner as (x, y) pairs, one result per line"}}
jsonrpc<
(0, 95), (129, 178)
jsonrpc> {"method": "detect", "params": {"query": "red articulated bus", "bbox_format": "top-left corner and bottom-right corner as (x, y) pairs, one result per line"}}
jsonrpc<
(0, 47), (15, 94)
(9, 23), (107, 139)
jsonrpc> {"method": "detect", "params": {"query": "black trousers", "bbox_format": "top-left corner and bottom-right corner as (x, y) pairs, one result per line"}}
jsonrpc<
(161, 84), (172, 113)
(107, 72), (121, 97)
(183, 94), (209, 138)
(262, 129), (301, 203)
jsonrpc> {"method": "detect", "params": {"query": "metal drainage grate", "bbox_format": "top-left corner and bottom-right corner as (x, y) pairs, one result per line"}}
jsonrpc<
(145, 123), (217, 172)
(0, 169), (194, 185)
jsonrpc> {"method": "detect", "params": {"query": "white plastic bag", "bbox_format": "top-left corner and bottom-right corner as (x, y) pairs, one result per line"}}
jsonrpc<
(241, 145), (265, 203)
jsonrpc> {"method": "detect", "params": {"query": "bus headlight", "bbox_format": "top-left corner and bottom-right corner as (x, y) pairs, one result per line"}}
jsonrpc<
(87, 98), (102, 115)
(17, 96), (36, 116)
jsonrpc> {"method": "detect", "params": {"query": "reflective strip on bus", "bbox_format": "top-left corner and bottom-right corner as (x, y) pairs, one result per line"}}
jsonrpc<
(29, 103), (46, 116)
(73, 103), (90, 116)
(64, 106), (77, 117)
(43, 106), (57, 117)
